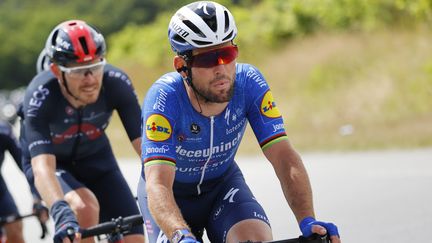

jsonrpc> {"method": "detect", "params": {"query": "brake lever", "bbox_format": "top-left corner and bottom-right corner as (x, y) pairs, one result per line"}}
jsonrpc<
(39, 220), (48, 239)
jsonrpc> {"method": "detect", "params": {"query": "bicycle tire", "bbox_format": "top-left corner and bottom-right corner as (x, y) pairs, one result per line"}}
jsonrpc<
(81, 214), (144, 239)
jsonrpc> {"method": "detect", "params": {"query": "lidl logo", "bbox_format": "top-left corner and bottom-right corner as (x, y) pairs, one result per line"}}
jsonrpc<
(145, 114), (172, 142)
(260, 91), (281, 118)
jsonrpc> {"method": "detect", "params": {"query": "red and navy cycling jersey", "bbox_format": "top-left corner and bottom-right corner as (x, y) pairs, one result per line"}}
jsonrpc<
(20, 64), (141, 169)
(141, 63), (288, 184)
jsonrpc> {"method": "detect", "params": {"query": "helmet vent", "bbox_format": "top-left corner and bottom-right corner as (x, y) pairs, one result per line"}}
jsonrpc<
(204, 14), (217, 32)
(79, 36), (89, 55)
(222, 31), (234, 41)
(224, 11), (229, 32)
(183, 20), (205, 38)
(51, 30), (59, 46)
(173, 34), (186, 43)
(192, 40), (212, 46)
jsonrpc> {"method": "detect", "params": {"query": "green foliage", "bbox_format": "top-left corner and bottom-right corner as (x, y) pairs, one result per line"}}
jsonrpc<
(0, 0), (193, 88)
(108, 0), (432, 69)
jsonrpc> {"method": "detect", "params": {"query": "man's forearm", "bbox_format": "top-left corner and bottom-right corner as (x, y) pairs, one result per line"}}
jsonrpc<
(31, 155), (65, 207)
(276, 158), (315, 222)
(147, 184), (190, 239)
(34, 171), (65, 207)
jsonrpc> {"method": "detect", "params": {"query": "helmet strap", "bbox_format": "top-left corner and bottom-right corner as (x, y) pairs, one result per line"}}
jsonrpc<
(61, 72), (81, 102)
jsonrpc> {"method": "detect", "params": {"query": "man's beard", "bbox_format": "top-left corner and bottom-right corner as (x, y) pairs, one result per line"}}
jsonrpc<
(191, 75), (235, 103)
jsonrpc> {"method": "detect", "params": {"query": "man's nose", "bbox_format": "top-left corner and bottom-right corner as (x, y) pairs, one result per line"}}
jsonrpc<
(213, 64), (229, 76)
(83, 70), (94, 77)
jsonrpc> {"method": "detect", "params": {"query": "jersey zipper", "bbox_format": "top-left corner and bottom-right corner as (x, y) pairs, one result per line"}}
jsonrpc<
(196, 116), (215, 195)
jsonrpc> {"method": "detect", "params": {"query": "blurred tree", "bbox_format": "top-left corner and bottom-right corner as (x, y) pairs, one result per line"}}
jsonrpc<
(1, 0), (431, 90)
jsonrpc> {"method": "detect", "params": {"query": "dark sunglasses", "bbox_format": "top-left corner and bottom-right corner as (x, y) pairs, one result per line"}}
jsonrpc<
(190, 45), (238, 68)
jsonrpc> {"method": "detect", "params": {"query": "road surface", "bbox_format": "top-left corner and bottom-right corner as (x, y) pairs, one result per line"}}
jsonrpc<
(2, 148), (431, 242)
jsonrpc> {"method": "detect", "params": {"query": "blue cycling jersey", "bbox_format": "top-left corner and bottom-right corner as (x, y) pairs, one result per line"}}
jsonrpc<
(20, 64), (141, 172)
(141, 63), (288, 190)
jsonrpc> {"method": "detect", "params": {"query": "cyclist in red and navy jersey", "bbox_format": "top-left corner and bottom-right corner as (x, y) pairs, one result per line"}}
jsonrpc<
(0, 120), (48, 243)
(19, 20), (144, 243)
(0, 120), (26, 243)
(138, 2), (341, 243)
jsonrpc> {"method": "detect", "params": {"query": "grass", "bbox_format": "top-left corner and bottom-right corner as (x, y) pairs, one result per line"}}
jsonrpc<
(107, 28), (432, 157)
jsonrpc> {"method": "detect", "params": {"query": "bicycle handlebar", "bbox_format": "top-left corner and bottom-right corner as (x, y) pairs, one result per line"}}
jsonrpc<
(246, 234), (329, 243)
(81, 214), (144, 239)
(0, 213), (37, 226)
(0, 213), (48, 239)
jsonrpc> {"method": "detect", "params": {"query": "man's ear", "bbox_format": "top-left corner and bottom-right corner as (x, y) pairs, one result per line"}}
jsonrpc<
(173, 56), (188, 77)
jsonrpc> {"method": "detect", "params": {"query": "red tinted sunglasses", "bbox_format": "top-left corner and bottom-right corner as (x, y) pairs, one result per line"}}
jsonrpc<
(190, 45), (238, 68)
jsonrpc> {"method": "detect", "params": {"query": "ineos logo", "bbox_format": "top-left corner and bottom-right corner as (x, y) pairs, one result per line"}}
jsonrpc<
(27, 85), (50, 117)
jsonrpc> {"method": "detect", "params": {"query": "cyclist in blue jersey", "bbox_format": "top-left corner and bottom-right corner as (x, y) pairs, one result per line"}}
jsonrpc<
(0, 120), (48, 243)
(19, 20), (145, 243)
(138, 2), (341, 243)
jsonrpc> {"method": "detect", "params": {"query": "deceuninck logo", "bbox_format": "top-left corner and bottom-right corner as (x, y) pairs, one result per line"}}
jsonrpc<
(145, 114), (172, 141)
(260, 91), (281, 118)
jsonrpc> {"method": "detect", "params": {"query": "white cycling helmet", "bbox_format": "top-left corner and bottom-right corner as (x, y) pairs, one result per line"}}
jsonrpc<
(168, 1), (238, 54)
(36, 48), (51, 74)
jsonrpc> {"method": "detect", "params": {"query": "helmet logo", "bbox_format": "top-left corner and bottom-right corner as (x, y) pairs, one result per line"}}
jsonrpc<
(58, 37), (71, 50)
(197, 2), (210, 15)
(171, 22), (190, 38)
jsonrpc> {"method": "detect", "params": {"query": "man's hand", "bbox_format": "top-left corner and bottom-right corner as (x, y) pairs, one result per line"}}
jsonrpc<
(50, 200), (80, 243)
(54, 222), (80, 243)
(299, 217), (340, 243)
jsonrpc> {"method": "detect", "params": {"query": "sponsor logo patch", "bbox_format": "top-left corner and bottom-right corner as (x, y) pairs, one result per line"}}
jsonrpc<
(190, 123), (200, 134)
(260, 91), (281, 118)
(145, 114), (172, 142)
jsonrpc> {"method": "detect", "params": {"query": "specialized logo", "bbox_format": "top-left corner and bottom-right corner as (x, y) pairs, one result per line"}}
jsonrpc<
(146, 114), (172, 142)
(224, 108), (231, 125)
(197, 2), (210, 15)
(260, 91), (281, 118)
(223, 187), (239, 203)
(170, 22), (189, 38)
